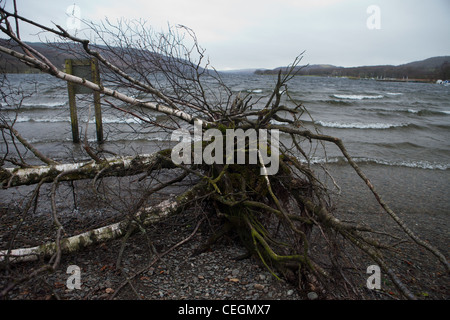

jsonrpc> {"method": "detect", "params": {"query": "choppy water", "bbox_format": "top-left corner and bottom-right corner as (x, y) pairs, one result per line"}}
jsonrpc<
(1, 73), (449, 215)
(225, 74), (450, 171)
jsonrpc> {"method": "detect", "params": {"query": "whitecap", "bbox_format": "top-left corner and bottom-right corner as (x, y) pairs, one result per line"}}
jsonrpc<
(13, 116), (31, 122)
(299, 156), (449, 170)
(364, 158), (449, 170)
(22, 101), (66, 108)
(14, 116), (69, 123)
(333, 94), (383, 100)
(315, 121), (407, 129)
(86, 116), (156, 124)
(146, 136), (171, 142)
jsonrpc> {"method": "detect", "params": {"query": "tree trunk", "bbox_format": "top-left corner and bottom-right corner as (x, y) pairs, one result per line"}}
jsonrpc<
(1, 151), (172, 187)
(0, 181), (207, 263)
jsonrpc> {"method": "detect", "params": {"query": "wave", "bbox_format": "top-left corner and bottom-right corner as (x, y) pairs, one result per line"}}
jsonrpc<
(1, 101), (66, 110)
(355, 158), (450, 170)
(305, 156), (449, 170)
(359, 107), (450, 117)
(369, 141), (422, 150)
(22, 101), (67, 108)
(319, 99), (353, 106)
(81, 136), (171, 143)
(385, 92), (403, 96)
(247, 89), (263, 93)
(315, 120), (410, 129)
(14, 116), (69, 123)
(98, 117), (155, 124)
(434, 123), (450, 130)
(27, 135), (172, 145)
(408, 109), (450, 116)
(13, 116), (154, 124)
(332, 94), (384, 100)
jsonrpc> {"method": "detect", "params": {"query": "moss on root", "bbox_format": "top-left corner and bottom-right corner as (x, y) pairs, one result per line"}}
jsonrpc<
(196, 156), (320, 289)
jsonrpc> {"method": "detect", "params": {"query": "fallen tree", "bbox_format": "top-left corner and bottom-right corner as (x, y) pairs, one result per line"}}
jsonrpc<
(0, 6), (448, 300)
(0, 151), (172, 187)
(0, 177), (205, 263)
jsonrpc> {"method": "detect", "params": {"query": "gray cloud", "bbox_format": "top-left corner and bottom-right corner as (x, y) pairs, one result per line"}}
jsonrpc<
(4, 0), (450, 70)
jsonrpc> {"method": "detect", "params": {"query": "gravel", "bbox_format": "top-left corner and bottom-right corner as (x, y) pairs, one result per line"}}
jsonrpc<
(0, 178), (309, 301)
(1, 209), (306, 300)
(1, 176), (448, 300)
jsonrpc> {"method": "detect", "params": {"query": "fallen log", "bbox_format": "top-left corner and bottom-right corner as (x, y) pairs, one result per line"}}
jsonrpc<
(1, 151), (173, 188)
(0, 180), (206, 263)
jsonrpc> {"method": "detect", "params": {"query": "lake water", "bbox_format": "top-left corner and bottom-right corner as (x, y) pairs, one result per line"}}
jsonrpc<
(2, 73), (449, 216)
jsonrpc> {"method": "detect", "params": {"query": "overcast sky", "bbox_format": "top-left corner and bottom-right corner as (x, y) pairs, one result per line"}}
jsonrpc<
(3, 0), (450, 70)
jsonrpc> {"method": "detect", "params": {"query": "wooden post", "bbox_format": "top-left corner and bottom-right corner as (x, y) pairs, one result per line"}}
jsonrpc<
(65, 59), (80, 143)
(91, 58), (103, 143)
(65, 58), (103, 143)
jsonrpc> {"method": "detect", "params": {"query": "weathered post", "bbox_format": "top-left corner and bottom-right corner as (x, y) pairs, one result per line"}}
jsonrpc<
(65, 59), (80, 143)
(65, 58), (103, 143)
(91, 59), (103, 142)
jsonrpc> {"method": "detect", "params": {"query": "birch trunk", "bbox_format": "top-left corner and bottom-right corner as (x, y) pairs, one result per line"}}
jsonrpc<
(1, 151), (171, 187)
(0, 181), (206, 263)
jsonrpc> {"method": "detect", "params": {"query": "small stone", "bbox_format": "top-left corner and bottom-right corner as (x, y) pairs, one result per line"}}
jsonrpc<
(254, 284), (264, 291)
(198, 275), (205, 280)
(232, 269), (239, 277)
(287, 289), (294, 296)
(307, 292), (318, 300)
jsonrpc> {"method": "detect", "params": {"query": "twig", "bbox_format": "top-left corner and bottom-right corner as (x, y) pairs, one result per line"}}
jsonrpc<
(110, 217), (205, 299)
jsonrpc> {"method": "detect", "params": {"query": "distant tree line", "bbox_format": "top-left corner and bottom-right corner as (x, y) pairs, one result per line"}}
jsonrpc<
(0, 39), (192, 74)
(2, 39), (449, 81)
(255, 56), (450, 81)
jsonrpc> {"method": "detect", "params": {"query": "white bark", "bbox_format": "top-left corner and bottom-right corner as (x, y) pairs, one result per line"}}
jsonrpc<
(1, 152), (163, 187)
(0, 185), (202, 263)
(0, 222), (124, 263)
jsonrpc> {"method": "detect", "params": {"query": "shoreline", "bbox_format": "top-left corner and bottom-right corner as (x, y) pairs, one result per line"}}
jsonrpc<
(322, 163), (450, 217)
(1, 162), (448, 300)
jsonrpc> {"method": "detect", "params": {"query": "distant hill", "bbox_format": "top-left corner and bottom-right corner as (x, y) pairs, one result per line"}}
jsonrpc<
(0, 39), (71, 73)
(1, 40), (449, 81)
(0, 39), (199, 74)
(255, 56), (450, 81)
